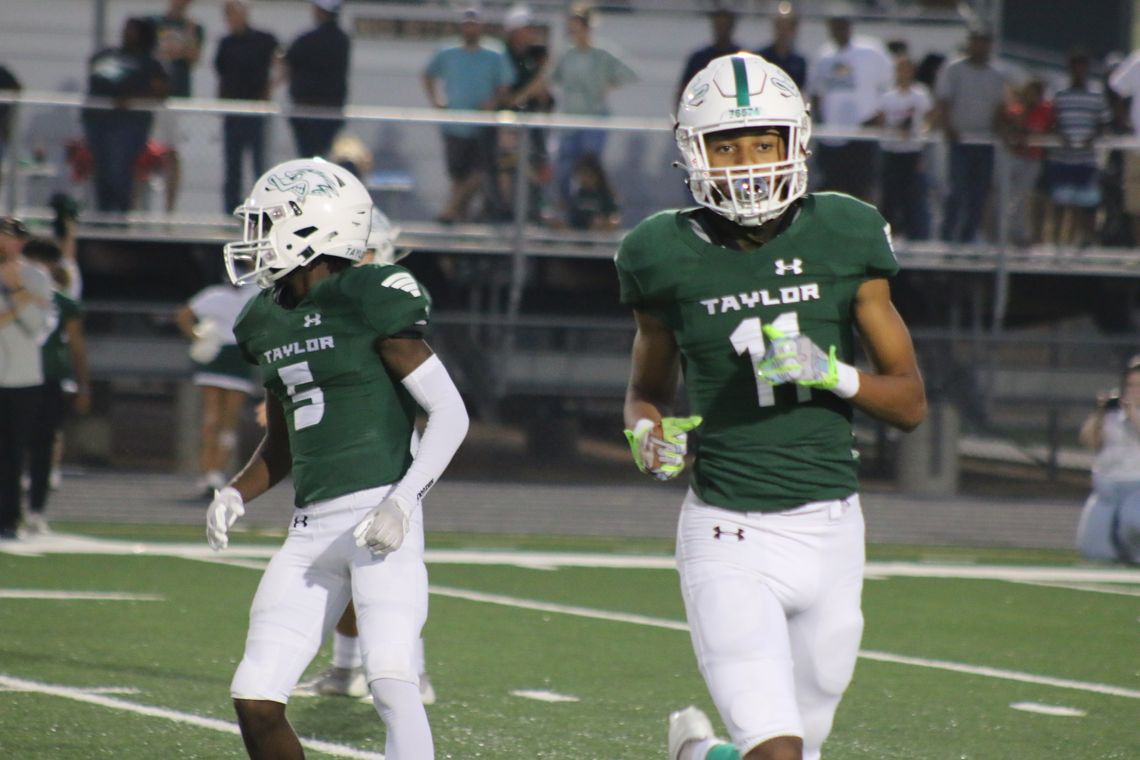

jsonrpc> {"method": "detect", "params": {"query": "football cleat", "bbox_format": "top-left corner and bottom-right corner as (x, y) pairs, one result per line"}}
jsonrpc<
(293, 666), (368, 698)
(668, 705), (716, 760)
(23, 513), (50, 536)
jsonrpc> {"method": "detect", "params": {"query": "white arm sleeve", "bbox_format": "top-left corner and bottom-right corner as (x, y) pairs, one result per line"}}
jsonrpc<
(390, 354), (469, 508)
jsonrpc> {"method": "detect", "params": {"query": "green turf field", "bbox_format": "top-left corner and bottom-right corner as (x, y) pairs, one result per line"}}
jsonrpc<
(1, 524), (1138, 759)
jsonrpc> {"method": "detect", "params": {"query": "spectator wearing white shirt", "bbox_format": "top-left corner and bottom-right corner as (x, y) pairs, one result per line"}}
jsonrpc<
(1106, 46), (1140, 244)
(876, 56), (933, 240)
(0, 217), (53, 540)
(808, 15), (892, 202)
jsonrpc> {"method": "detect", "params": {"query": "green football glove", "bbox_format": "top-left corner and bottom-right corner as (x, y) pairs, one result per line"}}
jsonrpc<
(624, 415), (703, 481)
(757, 325), (860, 398)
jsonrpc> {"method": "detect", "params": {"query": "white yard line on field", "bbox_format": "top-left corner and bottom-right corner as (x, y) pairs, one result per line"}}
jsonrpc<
(431, 585), (1140, 701)
(0, 589), (163, 601)
(0, 674), (385, 760)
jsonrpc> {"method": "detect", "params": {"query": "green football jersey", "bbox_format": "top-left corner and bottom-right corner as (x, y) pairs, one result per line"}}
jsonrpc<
(615, 193), (899, 512)
(41, 291), (82, 381)
(234, 264), (431, 507)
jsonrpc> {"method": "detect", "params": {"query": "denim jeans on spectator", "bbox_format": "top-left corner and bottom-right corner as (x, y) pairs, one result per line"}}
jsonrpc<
(880, 151), (930, 240)
(84, 119), (149, 212)
(224, 115), (267, 212)
(941, 142), (994, 243)
(556, 128), (607, 204)
(289, 116), (343, 160)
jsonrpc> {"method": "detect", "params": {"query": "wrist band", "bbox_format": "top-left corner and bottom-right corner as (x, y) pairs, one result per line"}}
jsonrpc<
(833, 361), (860, 399)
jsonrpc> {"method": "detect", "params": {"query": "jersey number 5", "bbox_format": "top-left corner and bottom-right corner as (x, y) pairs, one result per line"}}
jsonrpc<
(278, 361), (325, 430)
(729, 312), (810, 408)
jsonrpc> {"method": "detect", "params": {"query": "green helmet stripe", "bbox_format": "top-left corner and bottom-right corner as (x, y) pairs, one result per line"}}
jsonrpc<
(732, 56), (751, 107)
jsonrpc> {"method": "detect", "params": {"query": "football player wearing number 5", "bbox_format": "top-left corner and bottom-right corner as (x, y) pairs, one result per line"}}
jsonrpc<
(207, 157), (468, 760)
(616, 54), (926, 760)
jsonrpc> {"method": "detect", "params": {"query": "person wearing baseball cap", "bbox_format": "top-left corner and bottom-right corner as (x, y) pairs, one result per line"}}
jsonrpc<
(283, 0), (350, 157)
(0, 217), (53, 540)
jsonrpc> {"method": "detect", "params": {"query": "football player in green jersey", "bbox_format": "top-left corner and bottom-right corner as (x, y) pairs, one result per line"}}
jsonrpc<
(208, 158), (469, 759)
(615, 53), (926, 760)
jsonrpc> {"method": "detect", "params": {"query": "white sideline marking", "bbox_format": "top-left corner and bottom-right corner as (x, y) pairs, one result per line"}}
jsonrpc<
(859, 651), (1140, 700)
(510, 689), (580, 703)
(1011, 580), (1140, 598)
(7, 533), (1139, 704)
(0, 674), (385, 759)
(1009, 701), (1087, 717)
(0, 684), (139, 695)
(0, 589), (163, 601)
(430, 585), (689, 631)
(6, 533), (1140, 585)
(431, 585), (1140, 702)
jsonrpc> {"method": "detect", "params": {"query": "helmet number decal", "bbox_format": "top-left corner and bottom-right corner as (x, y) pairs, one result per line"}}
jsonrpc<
(729, 313), (810, 407)
(278, 361), (326, 430)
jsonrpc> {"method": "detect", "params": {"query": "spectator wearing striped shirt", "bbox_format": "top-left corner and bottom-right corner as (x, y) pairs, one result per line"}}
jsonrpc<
(1045, 49), (1111, 247)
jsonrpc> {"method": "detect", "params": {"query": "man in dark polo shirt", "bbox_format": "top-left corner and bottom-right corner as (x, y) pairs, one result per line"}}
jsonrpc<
(284, 0), (350, 158)
(215, 0), (280, 211)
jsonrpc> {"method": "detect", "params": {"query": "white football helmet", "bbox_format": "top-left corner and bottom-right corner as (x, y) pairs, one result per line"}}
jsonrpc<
(365, 206), (407, 265)
(224, 158), (373, 288)
(676, 53), (811, 226)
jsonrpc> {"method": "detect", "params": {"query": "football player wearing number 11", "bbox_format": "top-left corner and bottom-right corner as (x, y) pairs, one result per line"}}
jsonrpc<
(616, 54), (926, 760)
(207, 157), (468, 759)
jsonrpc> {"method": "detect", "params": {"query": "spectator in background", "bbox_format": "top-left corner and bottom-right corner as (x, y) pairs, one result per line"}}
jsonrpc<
(0, 217), (53, 541)
(1004, 78), (1053, 246)
(423, 5), (514, 223)
(21, 238), (90, 535)
(501, 4), (555, 221)
(175, 278), (259, 497)
(808, 15), (892, 202)
(756, 4), (807, 90)
(1098, 53), (1133, 247)
(285, 0), (350, 158)
(1107, 48), (1140, 247)
(0, 64), (21, 188)
(566, 153), (619, 230)
(1077, 356), (1140, 565)
(215, 0), (280, 212)
(676, 8), (741, 103)
(876, 55), (932, 240)
(550, 4), (637, 205)
(82, 17), (169, 212)
(1045, 49), (1110, 247)
(934, 26), (1010, 243)
(149, 0), (204, 214)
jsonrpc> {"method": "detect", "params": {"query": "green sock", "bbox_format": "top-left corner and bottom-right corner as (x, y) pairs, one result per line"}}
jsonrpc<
(706, 743), (740, 760)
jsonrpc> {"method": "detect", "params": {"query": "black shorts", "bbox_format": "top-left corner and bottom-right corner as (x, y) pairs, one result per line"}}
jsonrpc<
(444, 130), (495, 180)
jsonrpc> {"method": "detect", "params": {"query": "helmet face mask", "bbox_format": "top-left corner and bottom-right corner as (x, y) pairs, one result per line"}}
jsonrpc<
(225, 158), (373, 288)
(676, 53), (811, 227)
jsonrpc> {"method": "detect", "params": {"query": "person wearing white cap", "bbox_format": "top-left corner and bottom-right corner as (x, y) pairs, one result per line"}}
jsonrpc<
(500, 4), (554, 220)
(283, 0), (349, 157)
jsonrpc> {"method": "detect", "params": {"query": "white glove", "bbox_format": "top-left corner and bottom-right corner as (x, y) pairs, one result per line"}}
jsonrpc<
(353, 495), (413, 556)
(206, 486), (245, 551)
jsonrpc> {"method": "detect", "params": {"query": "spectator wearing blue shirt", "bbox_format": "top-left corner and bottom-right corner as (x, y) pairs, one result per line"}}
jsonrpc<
(676, 9), (741, 104)
(757, 7), (807, 90)
(423, 6), (515, 223)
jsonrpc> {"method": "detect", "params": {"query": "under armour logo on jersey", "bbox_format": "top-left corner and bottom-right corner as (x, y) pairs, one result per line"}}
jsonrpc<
(381, 272), (422, 298)
(713, 525), (745, 541)
(303, 313), (322, 328)
(774, 258), (803, 276)
(292, 515), (309, 528)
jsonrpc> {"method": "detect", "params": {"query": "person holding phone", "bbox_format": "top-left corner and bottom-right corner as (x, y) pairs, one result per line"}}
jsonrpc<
(1076, 355), (1140, 564)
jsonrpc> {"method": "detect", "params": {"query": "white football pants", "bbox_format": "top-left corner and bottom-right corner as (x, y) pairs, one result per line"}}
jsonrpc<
(676, 489), (865, 759)
(231, 484), (428, 703)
